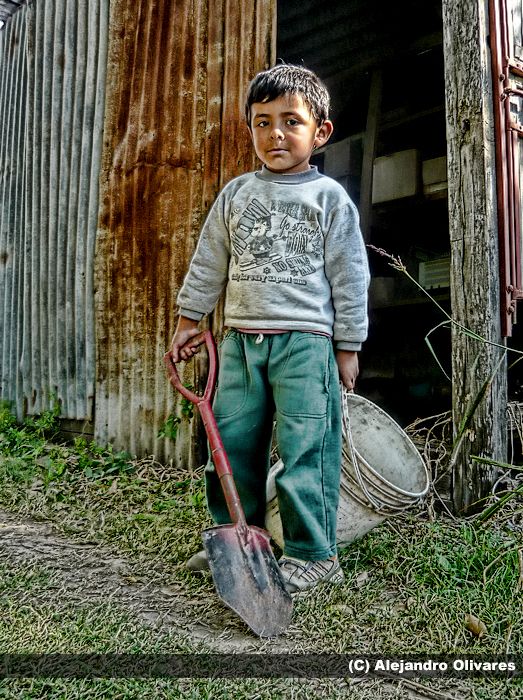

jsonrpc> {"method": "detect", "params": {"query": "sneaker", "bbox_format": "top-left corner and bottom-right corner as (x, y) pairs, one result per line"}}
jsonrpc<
(186, 549), (209, 571)
(278, 556), (344, 594)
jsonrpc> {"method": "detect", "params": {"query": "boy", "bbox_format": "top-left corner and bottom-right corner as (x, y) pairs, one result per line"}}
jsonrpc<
(170, 64), (370, 593)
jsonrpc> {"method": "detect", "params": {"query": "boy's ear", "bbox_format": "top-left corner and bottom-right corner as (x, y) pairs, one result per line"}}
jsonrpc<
(314, 120), (334, 148)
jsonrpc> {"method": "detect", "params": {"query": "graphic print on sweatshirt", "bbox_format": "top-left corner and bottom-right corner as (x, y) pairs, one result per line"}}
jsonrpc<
(230, 198), (323, 285)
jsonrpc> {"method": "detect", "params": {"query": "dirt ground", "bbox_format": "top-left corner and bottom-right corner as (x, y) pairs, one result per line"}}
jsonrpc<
(0, 508), (249, 649)
(0, 508), (493, 700)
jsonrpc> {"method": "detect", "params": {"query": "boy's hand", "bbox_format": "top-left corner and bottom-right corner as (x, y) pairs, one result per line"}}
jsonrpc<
(336, 350), (359, 391)
(169, 317), (202, 362)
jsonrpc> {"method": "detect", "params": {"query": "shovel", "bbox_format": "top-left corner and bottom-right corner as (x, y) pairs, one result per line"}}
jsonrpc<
(164, 330), (293, 637)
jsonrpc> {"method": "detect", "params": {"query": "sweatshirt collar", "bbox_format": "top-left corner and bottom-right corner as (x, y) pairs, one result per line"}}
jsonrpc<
(255, 165), (322, 184)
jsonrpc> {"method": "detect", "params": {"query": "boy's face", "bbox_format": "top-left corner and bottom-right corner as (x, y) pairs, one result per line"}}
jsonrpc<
(249, 94), (333, 174)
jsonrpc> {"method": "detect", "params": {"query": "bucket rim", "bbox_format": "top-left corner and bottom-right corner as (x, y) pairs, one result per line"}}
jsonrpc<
(341, 389), (430, 499)
(342, 448), (430, 500)
(339, 476), (421, 513)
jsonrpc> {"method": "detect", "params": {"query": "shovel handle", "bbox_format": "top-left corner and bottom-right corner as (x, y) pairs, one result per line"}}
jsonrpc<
(164, 330), (247, 528)
(163, 329), (217, 405)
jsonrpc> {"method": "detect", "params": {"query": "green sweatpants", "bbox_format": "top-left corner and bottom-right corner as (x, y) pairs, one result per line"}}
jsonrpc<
(204, 330), (342, 560)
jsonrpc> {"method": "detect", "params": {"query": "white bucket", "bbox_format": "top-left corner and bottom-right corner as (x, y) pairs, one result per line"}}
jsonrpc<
(265, 389), (430, 548)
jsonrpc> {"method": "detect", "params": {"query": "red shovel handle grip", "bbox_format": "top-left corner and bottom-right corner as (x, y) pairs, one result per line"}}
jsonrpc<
(163, 329), (218, 406)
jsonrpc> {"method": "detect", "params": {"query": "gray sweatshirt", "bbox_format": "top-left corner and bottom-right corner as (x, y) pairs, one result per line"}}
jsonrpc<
(177, 165), (370, 351)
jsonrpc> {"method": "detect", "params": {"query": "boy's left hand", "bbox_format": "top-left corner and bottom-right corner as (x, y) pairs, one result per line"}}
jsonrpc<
(336, 350), (359, 391)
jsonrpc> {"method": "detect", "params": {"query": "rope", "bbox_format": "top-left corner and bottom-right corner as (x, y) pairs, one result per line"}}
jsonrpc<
(340, 385), (425, 516)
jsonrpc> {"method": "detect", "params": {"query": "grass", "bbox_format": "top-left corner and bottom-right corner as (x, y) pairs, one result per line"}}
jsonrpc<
(0, 403), (522, 698)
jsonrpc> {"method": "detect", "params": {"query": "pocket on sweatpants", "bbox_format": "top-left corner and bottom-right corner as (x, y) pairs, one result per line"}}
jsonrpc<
(212, 334), (248, 418)
(275, 334), (330, 418)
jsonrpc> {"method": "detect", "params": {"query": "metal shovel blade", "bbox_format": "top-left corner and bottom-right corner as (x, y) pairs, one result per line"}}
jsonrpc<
(202, 523), (292, 637)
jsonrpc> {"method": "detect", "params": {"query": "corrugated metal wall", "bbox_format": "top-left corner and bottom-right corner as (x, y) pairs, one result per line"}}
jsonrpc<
(1, 0), (274, 460)
(0, 8), (27, 418)
(96, 0), (275, 463)
(0, 0), (109, 420)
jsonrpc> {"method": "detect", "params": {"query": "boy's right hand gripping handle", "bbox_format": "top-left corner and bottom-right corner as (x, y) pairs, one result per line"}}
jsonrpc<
(163, 330), (218, 406)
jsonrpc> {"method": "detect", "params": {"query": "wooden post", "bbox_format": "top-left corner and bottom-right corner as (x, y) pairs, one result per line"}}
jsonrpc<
(442, 0), (507, 513)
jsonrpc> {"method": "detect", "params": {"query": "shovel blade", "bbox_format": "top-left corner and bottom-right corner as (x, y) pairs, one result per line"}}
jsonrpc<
(202, 523), (292, 637)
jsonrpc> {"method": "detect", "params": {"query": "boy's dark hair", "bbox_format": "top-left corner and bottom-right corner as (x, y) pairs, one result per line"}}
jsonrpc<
(245, 64), (330, 125)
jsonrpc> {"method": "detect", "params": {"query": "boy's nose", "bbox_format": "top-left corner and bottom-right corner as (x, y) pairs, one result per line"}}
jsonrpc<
(270, 127), (284, 141)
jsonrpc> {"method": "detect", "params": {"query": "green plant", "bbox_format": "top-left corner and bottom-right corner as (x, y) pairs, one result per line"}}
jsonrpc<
(38, 447), (69, 486)
(0, 396), (62, 461)
(0, 403), (134, 485)
(0, 403), (46, 459)
(180, 394), (194, 421)
(72, 437), (133, 479)
(24, 396), (61, 438)
(158, 386), (194, 442)
(0, 401), (17, 431)
(157, 413), (182, 441)
(469, 456), (523, 523)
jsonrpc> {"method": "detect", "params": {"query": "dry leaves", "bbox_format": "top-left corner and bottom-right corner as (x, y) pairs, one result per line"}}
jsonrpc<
(464, 612), (487, 638)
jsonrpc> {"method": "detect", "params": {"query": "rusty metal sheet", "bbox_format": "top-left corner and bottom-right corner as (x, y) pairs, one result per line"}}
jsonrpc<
(0, 0), (109, 420)
(95, 0), (275, 462)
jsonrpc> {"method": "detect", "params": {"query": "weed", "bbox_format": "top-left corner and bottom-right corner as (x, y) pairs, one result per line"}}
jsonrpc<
(72, 438), (133, 479)
(1, 397), (523, 699)
(468, 455), (523, 525)
(0, 405), (133, 485)
(180, 393), (194, 421)
(0, 401), (17, 431)
(0, 398), (61, 459)
(38, 449), (69, 487)
(158, 386), (194, 442)
(23, 397), (61, 439)
(157, 413), (182, 441)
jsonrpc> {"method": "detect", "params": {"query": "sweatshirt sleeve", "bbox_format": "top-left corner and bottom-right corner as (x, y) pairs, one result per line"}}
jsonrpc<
(176, 191), (231, 316)
(324, 200), (370, 351)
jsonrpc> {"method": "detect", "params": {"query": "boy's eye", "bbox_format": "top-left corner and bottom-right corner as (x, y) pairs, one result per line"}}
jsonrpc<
(255, 120), (269, 128)
(286, 118), (300, 126)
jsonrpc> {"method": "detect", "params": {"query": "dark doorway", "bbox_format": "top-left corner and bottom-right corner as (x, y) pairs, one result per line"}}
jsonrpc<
(277, 0), (450, 425)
